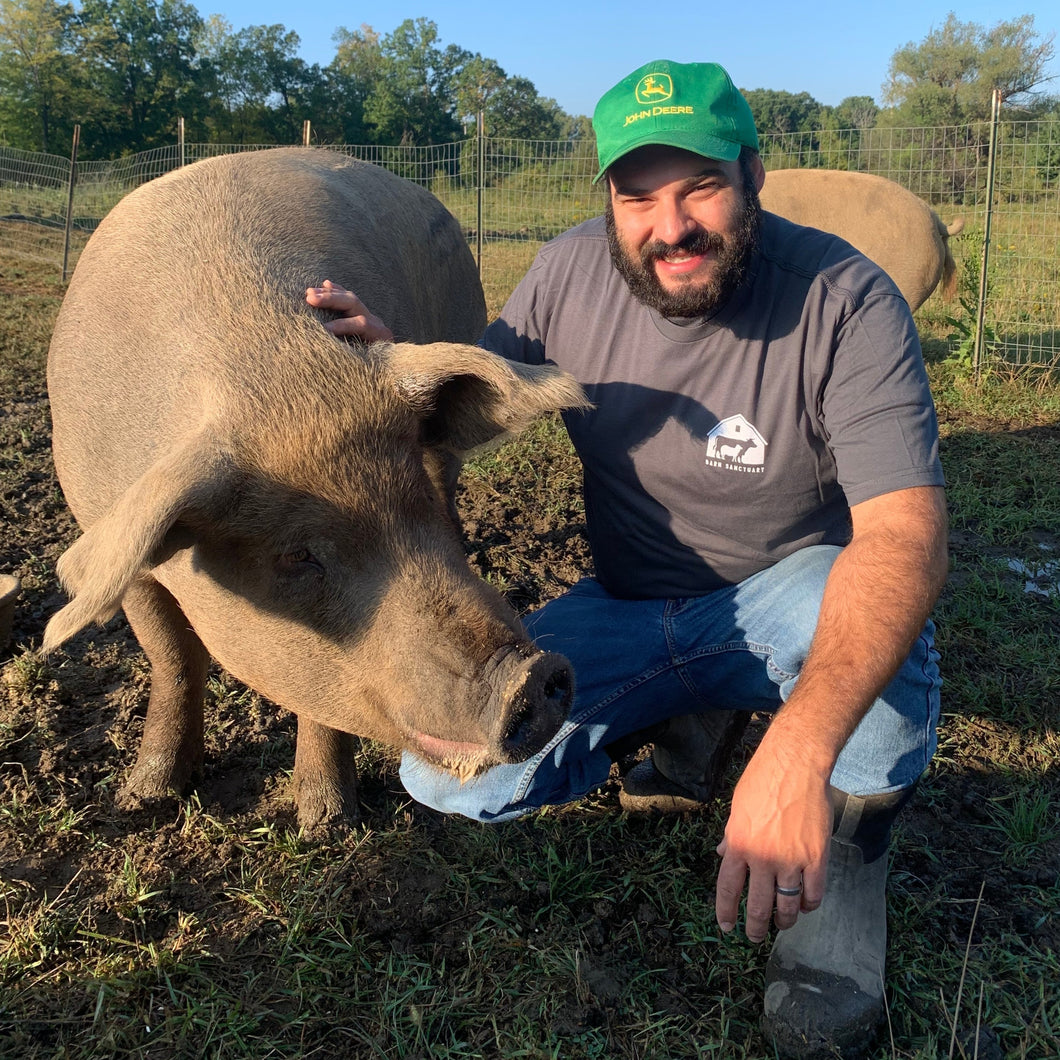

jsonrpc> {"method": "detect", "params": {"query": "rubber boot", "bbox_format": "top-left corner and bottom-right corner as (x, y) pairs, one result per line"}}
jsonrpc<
(760, 785), (917, 1059)
(618, 711), (750, 813)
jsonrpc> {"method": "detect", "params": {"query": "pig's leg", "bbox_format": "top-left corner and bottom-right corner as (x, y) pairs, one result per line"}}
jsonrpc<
(117, 578), (208, 805)
(291, 718), (360, 829)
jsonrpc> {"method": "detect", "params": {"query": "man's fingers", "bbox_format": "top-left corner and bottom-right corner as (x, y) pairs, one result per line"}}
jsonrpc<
(772, 878), (804, 931)
(717, 840), (805, 940)
(324, 316), (372, 337)
(323, 316), (395, 343)
(718, 842), (827, 939)
(743, 869), (779, 942)
(306, 281), (361, 313)
(306, 282), (395, 343)
(800, 859), (827, 913)
(714, 849), (746, 935)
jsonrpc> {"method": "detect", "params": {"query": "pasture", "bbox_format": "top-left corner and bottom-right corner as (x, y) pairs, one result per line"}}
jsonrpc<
(0, 243), (1058, 1058)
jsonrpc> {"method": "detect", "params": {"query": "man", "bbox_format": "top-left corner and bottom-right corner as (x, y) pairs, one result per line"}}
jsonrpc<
(308, 60), (948, 1059)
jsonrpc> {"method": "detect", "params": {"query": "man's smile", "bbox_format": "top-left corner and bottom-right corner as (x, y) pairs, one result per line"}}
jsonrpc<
(655, 249), (710, 279)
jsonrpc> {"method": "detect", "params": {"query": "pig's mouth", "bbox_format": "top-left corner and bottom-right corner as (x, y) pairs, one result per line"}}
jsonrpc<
(405, 646), (573, 783)
(408, 730), (491, 783)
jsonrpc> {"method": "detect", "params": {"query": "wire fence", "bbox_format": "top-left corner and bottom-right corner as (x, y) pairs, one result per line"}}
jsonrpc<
(2, 117), (1058, 369)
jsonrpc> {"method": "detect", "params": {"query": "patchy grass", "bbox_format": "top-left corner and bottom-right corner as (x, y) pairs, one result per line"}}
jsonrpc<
(0, 251), (1057, 1058)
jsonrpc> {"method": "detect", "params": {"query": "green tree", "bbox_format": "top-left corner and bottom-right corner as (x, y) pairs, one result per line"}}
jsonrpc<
(195, 19), (300, 142)
(363, 17), (463, 145)
(808, 96), (880, 170)
(78, 0), (204, 154)
(227, 24), (320, 143)
(327, 22), (382, 142)
(452, 55), (562, 139)
(558, 112), (593, 143)
(193, 14), (250, 140)
(742, 88), (824, 135)
(832, 96), (879, 130)
(451, 53), (504, 133)
(0, 0), (81, 151)
(487, 78), (562, 140)
(884, 13), (1056, 123)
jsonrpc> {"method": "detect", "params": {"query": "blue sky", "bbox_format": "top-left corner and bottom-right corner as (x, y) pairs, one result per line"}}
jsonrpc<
(203, 1), (1058, 117)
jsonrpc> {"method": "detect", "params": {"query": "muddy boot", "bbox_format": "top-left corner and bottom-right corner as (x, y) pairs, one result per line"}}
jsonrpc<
(618, 711), (750, 813)
(760, 785), (917, 1059)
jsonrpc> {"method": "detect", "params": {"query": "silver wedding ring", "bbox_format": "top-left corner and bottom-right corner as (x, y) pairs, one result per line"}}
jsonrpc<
(775, 883), (803, 897)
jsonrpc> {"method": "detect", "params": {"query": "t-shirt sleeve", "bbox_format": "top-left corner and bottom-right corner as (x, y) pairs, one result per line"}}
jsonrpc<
(821, 291), (945, 507)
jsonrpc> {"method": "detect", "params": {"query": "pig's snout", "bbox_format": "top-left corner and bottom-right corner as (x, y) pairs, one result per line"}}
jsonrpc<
(488, 647), (572, 763)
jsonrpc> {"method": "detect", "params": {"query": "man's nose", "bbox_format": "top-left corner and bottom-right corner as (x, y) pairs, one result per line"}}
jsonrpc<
(654, 197), (699, 246)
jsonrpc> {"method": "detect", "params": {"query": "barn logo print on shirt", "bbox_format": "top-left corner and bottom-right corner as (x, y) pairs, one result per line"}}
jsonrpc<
(705, 414), (768, 474)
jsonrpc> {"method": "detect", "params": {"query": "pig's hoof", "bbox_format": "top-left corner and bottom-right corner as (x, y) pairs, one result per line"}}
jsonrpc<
(293, 782), (361, 834)
(118, 756), (198, 808)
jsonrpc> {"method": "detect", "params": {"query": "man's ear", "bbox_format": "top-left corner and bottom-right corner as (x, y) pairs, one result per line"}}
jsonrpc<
(750, 153), (766, 193)
(382, 341), (590, 455)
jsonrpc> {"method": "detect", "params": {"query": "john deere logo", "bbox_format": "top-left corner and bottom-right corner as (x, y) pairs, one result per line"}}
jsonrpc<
(635, 74), (673, 105)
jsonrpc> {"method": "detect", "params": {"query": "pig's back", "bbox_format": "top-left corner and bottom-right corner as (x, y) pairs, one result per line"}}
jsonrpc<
(48, 149), (486, 523)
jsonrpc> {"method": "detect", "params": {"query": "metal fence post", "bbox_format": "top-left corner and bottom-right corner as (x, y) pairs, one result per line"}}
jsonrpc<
(476, 111), (484, 274)
(178, 116), (185, 168)
(303, 120), (311, 147)
(974, 88), (1001, 379)
(61, 124), (81, 283)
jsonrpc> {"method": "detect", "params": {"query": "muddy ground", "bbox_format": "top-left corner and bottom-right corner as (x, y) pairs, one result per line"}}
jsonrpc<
(0, 268), (1057, 1057)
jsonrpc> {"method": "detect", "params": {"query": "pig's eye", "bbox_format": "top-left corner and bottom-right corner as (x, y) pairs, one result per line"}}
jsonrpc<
(276, 548), (324, 577)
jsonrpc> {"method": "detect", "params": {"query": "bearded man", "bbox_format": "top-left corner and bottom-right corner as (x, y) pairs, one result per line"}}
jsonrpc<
(309, 59), (948, 1060)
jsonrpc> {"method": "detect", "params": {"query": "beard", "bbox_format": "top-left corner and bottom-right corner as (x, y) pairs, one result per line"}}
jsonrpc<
(605, 170), (762, 319)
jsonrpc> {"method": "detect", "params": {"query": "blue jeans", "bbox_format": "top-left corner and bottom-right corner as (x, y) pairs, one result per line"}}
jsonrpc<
(400, 545), (941, 822)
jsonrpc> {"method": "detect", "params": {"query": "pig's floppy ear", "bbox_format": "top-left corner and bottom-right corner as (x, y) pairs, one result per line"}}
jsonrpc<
(41, 438), (234, 654)
(384, 341), (590, 453)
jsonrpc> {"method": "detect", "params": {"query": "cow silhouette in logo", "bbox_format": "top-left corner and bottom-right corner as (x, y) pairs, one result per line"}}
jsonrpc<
(713, 435), (759, 464)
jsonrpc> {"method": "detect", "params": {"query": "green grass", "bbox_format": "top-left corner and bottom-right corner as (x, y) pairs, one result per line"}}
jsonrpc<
(0, 253), (1058, 1058)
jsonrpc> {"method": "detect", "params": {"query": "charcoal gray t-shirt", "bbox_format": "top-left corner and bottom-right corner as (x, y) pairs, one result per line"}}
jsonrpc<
(482, 212), (944, 599)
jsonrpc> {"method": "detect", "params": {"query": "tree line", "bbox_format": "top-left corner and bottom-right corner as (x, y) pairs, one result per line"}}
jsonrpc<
(0, 2), (1056, 161)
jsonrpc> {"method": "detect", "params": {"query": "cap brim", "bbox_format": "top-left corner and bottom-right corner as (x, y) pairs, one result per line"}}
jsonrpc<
(594, 131), (743, 183)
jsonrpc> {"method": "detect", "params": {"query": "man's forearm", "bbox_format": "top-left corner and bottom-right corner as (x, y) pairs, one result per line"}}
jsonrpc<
(763, 485), (949, 771)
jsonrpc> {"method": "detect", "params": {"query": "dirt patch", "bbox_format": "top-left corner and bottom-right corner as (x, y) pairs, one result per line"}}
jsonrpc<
(1, 269), (1057, 1056)
(0, 364), (601, 971)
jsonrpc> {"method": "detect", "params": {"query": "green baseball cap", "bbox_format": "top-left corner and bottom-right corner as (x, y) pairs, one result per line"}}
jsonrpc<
(592, 60), (759, 183)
